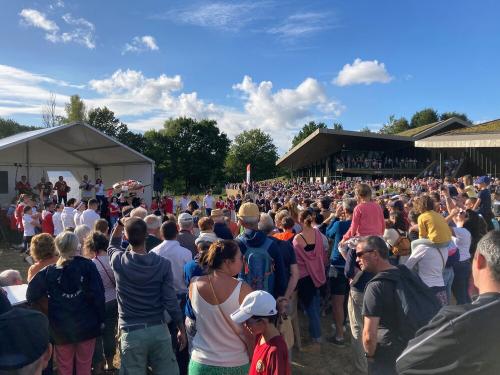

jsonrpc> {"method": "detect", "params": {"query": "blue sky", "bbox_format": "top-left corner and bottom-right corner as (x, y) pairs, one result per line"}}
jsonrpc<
(0, 0), (499, 152)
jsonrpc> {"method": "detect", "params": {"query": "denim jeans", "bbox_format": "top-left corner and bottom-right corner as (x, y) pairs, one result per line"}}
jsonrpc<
(452, 259), (472, 305)
(443, 267), (454, 304)
(119, 323), (178, 375)
(304, 290), (321, 341)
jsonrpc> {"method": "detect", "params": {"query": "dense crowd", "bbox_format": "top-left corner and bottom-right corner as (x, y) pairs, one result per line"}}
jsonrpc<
(335, 152), (421, 170)
(1, 173), (500, 375)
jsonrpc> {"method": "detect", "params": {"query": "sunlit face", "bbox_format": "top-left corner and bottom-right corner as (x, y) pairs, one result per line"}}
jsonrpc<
(355, 243), (376, 272)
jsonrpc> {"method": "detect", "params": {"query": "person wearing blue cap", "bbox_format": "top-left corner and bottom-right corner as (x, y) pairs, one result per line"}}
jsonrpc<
(473, 176), (494, 230)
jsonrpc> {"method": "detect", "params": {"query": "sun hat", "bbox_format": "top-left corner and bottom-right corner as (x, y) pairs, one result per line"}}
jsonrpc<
(210, 209), (224, 217)
(230, 290), (278, 324)
(237, 202), (260, 218)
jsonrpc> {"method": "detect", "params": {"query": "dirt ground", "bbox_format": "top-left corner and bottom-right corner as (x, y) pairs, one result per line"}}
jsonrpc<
(0, 243), (354, 375)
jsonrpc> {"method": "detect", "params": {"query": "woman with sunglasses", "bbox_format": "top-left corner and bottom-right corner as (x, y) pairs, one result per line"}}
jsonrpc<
(188, 240), (253, 375)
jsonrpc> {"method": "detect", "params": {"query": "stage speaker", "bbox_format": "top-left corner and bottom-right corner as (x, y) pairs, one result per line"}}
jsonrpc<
(153, 172), (165, 192)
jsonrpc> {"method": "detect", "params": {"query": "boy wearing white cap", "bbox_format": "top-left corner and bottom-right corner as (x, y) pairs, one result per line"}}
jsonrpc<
(231, 291), (291, 375)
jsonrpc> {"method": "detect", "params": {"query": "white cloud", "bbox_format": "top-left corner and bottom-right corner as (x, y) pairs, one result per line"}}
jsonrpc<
(19, 9), (95, 49)
(0, 64), (343, 152)
(49, 0), (65, 10)
(19, 9), (59, 32)
(267, 12), (333, 39)
(156, 2), (268, 31)
(123, 35), (159, 54)
(334, 58), (393, 86)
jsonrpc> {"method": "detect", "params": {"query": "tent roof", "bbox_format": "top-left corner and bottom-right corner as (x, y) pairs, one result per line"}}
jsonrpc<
(0, 122), (154, 167)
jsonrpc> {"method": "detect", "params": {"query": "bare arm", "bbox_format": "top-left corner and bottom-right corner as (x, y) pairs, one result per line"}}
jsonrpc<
(363, 316), (380, 357)
(284, 264), (299, 301)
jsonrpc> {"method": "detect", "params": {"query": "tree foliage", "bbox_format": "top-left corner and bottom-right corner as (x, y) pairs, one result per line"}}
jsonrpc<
(439, 111), (471, 123)
(291, 121), (327, 148)
(0, 118), (39, 139)
(379, 115), (410, 134)
(410, 108), (439, 128)
(144, 118), (230, 192)
(359, 126), (372, 133)
(63, 95), (87, 123)
(225, 129), (278, 182)
(332, 122), (344, 130)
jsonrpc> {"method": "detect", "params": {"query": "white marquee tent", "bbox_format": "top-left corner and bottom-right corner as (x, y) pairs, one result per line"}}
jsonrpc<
(0, 122), (154, 206)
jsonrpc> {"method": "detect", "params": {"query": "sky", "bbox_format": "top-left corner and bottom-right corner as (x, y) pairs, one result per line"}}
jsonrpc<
(1, 0), (499, 153)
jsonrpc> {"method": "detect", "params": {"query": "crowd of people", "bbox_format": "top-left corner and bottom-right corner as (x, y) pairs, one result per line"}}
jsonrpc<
(335, 152), (422, 170)
(0, 173), (500, 375)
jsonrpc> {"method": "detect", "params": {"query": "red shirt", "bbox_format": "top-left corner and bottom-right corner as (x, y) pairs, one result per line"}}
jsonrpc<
(216, 200), (225, 209)
(109, 203), (120, 217)
(249, 335), (290, 375)
(42, 211), (54, 235)
(15, 203), (25, 231)
(163, 198), (174, 214)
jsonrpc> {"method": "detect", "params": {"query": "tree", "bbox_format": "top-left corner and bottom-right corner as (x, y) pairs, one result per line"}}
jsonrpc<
(0, 118), (39, 139)
(291, 121), (327, 148)
(41, 93), (60, 127)
(359, 126), (372, 133)
(410, 108), (439, 129)
(145, 117), (230, 191)
(332, 122), (344, 130)
(439, 111), (471, 123)
(225, 129), (279, 182)
(379, 115), (410, 134)
(63, 95), (86, 123)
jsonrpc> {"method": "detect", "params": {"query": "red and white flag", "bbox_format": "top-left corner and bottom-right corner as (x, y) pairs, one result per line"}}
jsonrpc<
(246, 164), (251, 184)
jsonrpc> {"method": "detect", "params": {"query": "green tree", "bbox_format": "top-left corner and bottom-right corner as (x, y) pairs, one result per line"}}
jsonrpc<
(359, 126), (372, 133)
(291, 121), (327, 148)
(332, 122), (344, 130)
(379, 115), (410, 134)
(410, 108), (439, 128)
(0, 118), (39, 139)
(439, 111), (471, 123)
(63, 95), (86, 123)
(146, 117), (230, 191)
(225, 129), (278, 182)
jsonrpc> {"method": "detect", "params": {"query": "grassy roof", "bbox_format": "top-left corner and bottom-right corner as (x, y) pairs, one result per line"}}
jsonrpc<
(443, 119), (500, 135)
(397, 121), (440, 137)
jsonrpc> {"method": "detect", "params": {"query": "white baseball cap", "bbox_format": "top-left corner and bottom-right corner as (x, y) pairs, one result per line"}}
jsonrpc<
(178, 213), (193, 223)
(230, 290), (277, 324)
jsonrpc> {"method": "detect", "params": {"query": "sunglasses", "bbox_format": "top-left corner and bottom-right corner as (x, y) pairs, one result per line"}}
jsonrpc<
(355, 249), (375, 258)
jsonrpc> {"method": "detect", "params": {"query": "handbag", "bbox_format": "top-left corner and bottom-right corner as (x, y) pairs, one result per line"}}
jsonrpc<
(207, 275), (253, 360)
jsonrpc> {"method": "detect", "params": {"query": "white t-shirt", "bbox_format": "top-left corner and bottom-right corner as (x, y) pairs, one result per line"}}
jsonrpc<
(151, 240), (192, 294)
(452, 227), (472, 262)
(22, 214), (36, 237)
(203, 195), (214, 209)
(405, 244), (449, 287)
(180, 197), (190, 211)
(61, 207), (76, 229)
(52, 211), (64, 236)
(96, 183), (105, 196)
(74, 211), (83, 227)
(81, 209), (100, 229)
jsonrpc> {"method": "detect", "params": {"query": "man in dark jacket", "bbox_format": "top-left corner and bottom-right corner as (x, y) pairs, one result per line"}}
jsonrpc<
(396, 230), (500, 375)
(235, 203), (287, 298)
(108, 217), (186, 375)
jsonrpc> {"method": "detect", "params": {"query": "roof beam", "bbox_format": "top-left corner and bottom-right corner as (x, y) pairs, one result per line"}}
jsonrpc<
(70, 145), (121, 153)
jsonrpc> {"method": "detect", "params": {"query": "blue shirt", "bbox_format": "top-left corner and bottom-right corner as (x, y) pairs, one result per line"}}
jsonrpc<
(326, 219), (352, 268)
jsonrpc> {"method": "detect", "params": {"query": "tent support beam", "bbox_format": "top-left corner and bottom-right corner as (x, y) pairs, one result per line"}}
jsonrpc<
(40, 138), (98, 167)
(70, 145), (121, 152)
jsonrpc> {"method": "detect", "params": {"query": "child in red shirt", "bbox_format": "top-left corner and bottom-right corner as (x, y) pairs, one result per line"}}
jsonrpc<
(231, 291), (291, 375)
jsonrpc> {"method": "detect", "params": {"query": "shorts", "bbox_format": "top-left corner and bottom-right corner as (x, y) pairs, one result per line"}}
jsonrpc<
(329, 268), (349, 296)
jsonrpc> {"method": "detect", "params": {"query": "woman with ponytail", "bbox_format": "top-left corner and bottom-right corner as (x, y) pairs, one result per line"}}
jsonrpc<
(27, 231), (105, 375)
(293, 209), (328, 348)
(188, 239), (254, 375)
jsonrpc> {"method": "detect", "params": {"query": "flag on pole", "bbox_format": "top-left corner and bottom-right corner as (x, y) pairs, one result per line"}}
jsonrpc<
(246, 164), (251, 184)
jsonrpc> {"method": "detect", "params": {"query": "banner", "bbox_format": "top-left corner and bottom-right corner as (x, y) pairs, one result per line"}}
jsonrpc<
(246, 164), (251, 184)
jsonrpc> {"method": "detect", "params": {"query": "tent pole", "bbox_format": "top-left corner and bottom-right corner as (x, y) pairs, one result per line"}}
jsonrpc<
(26, 141), (30, 183)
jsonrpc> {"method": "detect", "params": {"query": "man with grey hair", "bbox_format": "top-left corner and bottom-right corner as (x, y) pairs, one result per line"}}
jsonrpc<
(0, 269), (23, 287)
(235, 203), (287, 298)
(177, 213), (196, 257)
(130, 206), (148, 220)
(144, 214), (162, 252)
(396, 230), (500, 374)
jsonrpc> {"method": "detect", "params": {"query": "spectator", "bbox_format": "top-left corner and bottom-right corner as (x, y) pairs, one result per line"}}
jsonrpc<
(27, 231), (105, 375)
(195, 217), (219, 245)
(107, 217), (186, 374)
(41, 202), (55, 236)
(211, 209), (234, 240)
(144, 214), (162, 252)
(188, 240), (253, 375)
(230, 290), (291, 375)
(203, 190), (214, 216)
(74, 224), (91, 255)
(81, 199), (101, 229)
(273, 216), (295, 242)
(61, 198), (77, 230)
(93, 219), (109, 237)
(130, 206), (148, 220)
(0, 308), (53, 375)
(22, 205), (40, 259)
(52, 204), (64, 236)
(177, 213), (197, 257)
(84, 232), (117, 374)
(27, 233), (58, 282)
(411, 195), (452, 251)
(108, 196), (120, 228)
(292, 210), (327, 348)
(74, 201), (86, 227)
(396, 231), (500, 374)
(0, 269), (23, 287)
(473, 176), (494, 230)
(360, 236), (405, 375)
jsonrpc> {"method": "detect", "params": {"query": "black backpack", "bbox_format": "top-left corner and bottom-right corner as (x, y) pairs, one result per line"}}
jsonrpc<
(370, 265), (442, 344)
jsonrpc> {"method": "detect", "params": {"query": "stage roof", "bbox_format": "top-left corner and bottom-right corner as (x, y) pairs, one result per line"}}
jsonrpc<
(276, 128), (413, 169)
